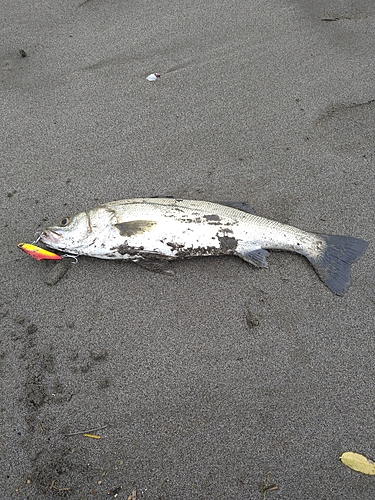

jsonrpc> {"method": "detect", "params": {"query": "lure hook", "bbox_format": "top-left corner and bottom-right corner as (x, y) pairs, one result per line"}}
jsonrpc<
(32, 231), (42, 245)
(61, 254), (78, 264)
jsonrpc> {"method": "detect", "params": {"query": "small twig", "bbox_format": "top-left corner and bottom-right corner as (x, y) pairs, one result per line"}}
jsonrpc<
(264, 485), (279, 492)
(64, 424), (107, 437)
(53, 485), (71, 492)
(50, 479), (71, 492)
(83, 433), (101, 439)
(38, 421), (44, 433)
(261, 472), (278, 499)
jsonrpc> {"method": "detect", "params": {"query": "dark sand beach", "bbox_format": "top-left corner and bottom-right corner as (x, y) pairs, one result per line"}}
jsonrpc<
(1, 0), (375, 498)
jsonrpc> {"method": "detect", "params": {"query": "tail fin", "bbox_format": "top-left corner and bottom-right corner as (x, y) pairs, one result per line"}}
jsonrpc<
(305, 234), (368, 295)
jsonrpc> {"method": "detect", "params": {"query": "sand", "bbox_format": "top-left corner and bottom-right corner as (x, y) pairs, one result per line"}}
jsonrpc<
(1, 0), (375, 498)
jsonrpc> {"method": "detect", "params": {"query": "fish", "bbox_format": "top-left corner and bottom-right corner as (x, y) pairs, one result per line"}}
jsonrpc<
(38, 198), (368, 295)
(18, 242), (63, 261)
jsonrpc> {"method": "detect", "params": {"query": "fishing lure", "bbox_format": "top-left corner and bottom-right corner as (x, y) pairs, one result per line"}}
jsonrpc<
(18, 243), (62, 261)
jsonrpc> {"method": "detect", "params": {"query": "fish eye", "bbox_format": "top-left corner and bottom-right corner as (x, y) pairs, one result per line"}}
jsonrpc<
(59, 217), (70, 226)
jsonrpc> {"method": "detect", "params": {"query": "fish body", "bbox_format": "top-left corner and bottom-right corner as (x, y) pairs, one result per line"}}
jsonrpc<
(39, 198), (368, 295)
(18, 242), (62, 261)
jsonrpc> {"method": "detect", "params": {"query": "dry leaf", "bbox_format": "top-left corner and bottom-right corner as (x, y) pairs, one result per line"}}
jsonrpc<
(127, 490), (136, 500)
(340, 451), (375, 475)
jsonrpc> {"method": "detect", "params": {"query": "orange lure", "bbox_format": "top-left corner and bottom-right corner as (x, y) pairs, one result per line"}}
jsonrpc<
(18, 243), (62, 261)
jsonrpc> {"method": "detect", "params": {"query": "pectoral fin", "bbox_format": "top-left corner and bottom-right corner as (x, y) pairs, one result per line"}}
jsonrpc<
(115, 220), (157, 237)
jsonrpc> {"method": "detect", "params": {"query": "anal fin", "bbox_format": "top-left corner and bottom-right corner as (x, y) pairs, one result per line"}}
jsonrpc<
(235, 247), (269, 267)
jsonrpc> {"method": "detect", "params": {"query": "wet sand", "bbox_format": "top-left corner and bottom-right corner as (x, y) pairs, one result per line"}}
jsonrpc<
(1, 0), (375, 498)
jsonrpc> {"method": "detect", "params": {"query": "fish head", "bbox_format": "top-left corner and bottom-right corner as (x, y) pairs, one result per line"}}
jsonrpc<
(39, 211), (92, 254)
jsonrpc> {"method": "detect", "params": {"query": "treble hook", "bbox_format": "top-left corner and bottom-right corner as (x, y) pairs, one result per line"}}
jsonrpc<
(61, 254), (78, 264)
(32, 230), (42, 245)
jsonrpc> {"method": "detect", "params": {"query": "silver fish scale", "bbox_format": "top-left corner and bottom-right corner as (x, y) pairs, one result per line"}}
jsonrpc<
(104, 198), (317, 256)
(106, 198), (255, 221)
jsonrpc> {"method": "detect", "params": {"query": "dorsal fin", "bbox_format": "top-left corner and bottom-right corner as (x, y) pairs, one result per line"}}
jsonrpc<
(148, 198), (256, 215)
(218, 201), (256, 215)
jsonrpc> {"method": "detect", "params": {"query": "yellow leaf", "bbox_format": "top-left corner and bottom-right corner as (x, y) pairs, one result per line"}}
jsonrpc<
(340, 452), (375, 475)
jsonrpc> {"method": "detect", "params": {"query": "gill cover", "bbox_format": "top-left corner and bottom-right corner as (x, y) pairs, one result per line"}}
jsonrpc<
(42, 207), (118, 253)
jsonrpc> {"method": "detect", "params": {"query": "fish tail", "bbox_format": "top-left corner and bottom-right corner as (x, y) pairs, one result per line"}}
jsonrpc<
(305, 233), (368, 295)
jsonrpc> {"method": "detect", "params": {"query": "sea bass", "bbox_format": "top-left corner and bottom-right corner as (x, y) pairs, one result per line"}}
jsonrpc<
(39, 198), (368, 295)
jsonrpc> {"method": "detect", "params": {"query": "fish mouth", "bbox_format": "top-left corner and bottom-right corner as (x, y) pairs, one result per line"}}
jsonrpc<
(39, 228), (64, 247)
